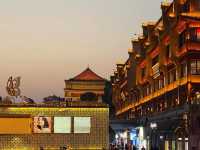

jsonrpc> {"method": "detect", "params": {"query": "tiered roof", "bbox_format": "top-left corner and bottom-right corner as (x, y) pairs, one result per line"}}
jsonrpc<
(70, 67), (105, 81)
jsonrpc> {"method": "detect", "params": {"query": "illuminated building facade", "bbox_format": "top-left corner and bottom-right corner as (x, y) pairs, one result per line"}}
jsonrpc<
(64, 67), (106, 102)
(0, 103), (109, 149)
(111, 0), (200, 149)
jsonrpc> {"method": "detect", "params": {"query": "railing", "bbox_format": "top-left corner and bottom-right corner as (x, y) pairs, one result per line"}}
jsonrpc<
(116, 76), (189, 115)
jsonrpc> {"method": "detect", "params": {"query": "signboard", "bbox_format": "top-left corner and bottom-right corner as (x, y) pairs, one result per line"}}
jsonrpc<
(33, 117), (52, 133)
(0, 118), (32, 134)
(54, 117), (71, 133)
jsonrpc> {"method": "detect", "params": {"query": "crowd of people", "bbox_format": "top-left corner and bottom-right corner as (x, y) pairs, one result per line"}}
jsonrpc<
(109, 143), (146, 150)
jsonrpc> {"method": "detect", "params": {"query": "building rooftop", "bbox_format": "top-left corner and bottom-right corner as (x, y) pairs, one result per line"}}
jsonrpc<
(69, 67), (105, 81)
(0, 101), (108, 108)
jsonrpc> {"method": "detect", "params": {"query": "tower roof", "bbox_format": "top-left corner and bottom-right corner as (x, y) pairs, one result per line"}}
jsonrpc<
(70, 67), (105, 81)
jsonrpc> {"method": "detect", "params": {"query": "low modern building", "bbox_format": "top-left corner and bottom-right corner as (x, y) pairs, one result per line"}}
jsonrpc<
(64, 67), (106, 102)
(0, 102), (109, 150)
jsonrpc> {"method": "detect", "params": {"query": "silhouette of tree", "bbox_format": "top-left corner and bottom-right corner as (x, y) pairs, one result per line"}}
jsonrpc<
(43, 95), (65, 103)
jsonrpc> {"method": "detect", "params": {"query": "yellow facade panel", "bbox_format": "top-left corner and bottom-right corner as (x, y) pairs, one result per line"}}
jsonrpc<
(0, 118), (32, 134)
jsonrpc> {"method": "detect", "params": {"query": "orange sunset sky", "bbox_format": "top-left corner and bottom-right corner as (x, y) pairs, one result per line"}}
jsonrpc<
(0, 0), (169, 100)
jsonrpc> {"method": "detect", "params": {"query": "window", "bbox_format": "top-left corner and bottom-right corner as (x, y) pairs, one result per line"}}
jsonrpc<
(192, 0), (200, 11)
(190, 28), (200, 42)
(151, 80), (159, 92)
(191, 60), (200, 75)
(159, 78), (164, 89)
(74, 117), (91, 133)
(146, 84), (151, 95)
(166, 45), (171, 58)
(154, 79), (159, 91)
(152, 55), (159, 67)
(141, 67), (145, 78)
(171, 69), (176, 83)
(143, 86), (147, 97)
(54, 117), (71, 133)
(167, 68), (176, 84)
(143, 84), (151, 97)
(179, 30), (186, 48)
(180, 62), (187, 78)
(181, 3), (190, 12)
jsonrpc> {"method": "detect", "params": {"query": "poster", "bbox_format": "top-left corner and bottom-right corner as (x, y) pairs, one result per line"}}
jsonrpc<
(34, 116), (51, 133)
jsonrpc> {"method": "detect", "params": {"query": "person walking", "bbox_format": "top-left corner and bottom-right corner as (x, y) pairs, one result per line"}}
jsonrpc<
(141, 146), (145, 150)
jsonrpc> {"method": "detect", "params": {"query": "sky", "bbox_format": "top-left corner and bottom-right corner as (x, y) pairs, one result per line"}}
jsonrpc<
(0, 0), (168, 100)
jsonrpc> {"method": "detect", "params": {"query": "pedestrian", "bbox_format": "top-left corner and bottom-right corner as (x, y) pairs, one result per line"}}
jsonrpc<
(132, 145), (137, 150)
(125, 143), (128, 150)
(141, 146), (145, 150)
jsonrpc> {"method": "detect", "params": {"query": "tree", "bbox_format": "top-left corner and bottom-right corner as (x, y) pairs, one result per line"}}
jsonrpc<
(43, 95), (65, 103)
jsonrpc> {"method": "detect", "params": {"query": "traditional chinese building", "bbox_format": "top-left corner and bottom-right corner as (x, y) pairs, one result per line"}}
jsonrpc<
(64, 67), (106, 102)
(111, 0), (200, 149)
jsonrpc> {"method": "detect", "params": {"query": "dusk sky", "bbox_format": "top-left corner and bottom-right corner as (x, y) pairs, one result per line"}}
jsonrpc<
(0, 0), (168, 100)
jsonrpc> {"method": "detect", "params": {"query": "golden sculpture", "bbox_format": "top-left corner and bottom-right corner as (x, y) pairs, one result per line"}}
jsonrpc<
(6, 76), (21, 97)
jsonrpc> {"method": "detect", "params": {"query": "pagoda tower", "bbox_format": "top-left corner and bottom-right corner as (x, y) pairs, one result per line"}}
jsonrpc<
(64, 67), (106, 102)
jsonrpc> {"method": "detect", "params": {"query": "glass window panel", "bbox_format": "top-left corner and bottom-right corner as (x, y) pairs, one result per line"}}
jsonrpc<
(54, 117), (71, 133)
(165, 141), (169, 150)
(74, 117), (91, 133)
(185, 141), (189, 150)
(181, 63), (187, 77)
(191, 60), (196, 68)
(172, 141), (176, 150)
(197, 60), (200, 68)
(197, 28), (200, 41)
(191, 69), (197, 75)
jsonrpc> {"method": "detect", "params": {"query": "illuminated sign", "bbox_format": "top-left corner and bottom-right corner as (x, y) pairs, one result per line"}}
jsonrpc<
(54, 117), (71, 133)
(33, 117), (52, 133)
(74, 117), (91, 133)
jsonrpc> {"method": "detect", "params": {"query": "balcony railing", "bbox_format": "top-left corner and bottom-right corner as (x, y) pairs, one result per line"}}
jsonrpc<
(116, 76), (191, 115)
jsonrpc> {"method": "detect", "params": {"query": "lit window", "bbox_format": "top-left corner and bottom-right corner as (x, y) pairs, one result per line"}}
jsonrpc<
(154, 79), (159, 91)
(197, 28), (200, 41)
(159, 78), (164, 89)
(167, 68), (176, 84)
(191, 60), (200, 75)
(146, 84), (151, 95)
(180, 62), (187, 78)
(74, 117), (91, 133)
(190, 28), (200, 42)
(54, 117), (71, 133)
